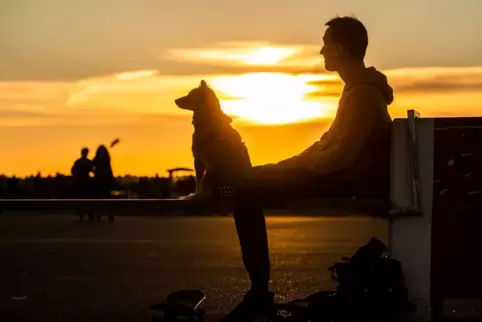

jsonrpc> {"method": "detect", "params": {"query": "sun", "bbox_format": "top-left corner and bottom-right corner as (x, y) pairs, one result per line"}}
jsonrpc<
(210, 73), (335, 125)
(164, 42), (336, 124)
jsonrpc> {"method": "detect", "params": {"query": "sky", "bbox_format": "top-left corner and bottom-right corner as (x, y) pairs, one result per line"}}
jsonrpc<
(1, 0), (482, 177)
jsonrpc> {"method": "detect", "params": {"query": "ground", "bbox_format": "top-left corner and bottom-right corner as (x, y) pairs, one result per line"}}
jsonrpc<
(0, 213), (388, 322)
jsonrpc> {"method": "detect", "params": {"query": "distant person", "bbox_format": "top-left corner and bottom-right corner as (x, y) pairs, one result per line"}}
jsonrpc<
(217, 16), (394, 322)
(92, 145), (116, 222)
(71, 147), (94, 220)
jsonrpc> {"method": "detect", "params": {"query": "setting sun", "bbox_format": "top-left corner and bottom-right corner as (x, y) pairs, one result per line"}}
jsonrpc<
(210, 73), (337, 124)
(163, 42), (337, 124)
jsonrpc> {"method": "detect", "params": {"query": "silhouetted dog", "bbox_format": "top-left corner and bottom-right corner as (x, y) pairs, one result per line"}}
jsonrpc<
(175, 80), (252, 200)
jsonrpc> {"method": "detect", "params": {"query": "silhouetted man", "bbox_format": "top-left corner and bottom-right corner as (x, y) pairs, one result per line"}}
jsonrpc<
(219, 16), (394, 322)
(71, 147), (94, 220)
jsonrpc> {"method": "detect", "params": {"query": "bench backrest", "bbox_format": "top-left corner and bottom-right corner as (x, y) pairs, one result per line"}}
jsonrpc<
(389, 110), (433, 216)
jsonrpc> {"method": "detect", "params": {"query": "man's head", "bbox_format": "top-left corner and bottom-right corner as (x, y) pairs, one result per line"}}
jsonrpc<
(81, 147), (89, 158)
(320, 16), (368, 72)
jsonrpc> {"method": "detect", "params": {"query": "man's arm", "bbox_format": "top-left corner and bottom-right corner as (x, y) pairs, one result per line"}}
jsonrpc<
(276, 125), (332, 166)
(276, 85), (385, 174)
(307, 85), (385, 174)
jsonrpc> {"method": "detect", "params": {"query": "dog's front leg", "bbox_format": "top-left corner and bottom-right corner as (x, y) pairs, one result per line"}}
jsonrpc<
(194, 158), (205, 193)
(181, 160), (211, 202)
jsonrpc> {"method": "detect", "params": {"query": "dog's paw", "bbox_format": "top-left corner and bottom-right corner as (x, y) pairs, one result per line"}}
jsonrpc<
(179, 193), (196, 201)
(180, 192), (210, 202)
(185, 191), (215, 204)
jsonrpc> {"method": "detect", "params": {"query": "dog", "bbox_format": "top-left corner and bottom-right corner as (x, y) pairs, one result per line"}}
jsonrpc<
(175, 80), (252, 200)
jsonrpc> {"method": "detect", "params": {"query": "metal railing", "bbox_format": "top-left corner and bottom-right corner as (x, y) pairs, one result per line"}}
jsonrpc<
(0, 197), (393, 217)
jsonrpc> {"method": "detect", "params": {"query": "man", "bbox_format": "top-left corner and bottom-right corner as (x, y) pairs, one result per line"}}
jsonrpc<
(219, 16), (394, 322)
(71, 147), (94, 220)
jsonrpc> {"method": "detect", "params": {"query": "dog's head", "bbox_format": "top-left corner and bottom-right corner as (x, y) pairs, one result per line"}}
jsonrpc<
(175, 80), (218, 112)
(175, 80), (232, 128)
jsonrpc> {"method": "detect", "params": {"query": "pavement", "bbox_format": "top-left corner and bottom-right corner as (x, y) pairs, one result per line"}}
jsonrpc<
(0, 213), (388, 322)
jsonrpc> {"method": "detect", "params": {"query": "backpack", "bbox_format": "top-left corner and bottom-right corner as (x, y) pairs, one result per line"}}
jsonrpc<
(307, 237), (410, 322)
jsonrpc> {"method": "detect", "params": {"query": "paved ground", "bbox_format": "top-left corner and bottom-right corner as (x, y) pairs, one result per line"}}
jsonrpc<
(0, 213), (388, 322)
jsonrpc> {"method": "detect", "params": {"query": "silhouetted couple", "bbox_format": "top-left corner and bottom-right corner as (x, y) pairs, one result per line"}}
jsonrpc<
(71, 145), (116, 222)
(214, 17), (394, 322)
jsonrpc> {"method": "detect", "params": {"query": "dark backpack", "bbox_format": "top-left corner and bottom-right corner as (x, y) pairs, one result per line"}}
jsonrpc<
(307, 237), (410, 322)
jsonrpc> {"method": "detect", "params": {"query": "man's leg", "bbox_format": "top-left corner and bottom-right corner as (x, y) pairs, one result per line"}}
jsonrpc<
(220, 199), (273, 322)
(227, 166), (307, 293)
(219, 166), (350, 322)
(231, 200), (270, 294)
(228, 166), (361, 290)
(218, 164), (366, 322)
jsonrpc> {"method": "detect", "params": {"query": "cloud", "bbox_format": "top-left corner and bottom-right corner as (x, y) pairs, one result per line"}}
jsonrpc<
(0, 107), (58, 127)
(386, 66), (482, 94)
(303, 78), (342, 99)
(0, 40), (324, 81)
(164, 42), (297, 65)
(0, 108), (52, 119)
(0, 106), (192, 128)
(397, 81), (482, 93)
(0, 77), (191, 128)
(162, 41), (323, 73)
(304, 89), (341, 99)
(65, 70), (160, 106)
(301, 66), (482, 105)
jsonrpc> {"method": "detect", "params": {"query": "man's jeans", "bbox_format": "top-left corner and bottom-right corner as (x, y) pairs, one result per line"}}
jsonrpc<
(222, 165), (368, 292)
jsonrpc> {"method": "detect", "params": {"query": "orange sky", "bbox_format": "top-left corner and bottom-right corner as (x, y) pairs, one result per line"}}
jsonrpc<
(2, 1), (482, 177)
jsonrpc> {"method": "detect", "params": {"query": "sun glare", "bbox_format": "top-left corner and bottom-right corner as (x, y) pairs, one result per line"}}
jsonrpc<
(239, 47), (297, 65)
(210, 73), (335, 125)
(167, 42), (305, 67)
(184, 46), (297, 66)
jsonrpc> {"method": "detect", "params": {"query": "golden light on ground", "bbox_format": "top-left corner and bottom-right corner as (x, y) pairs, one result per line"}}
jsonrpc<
(210, 73), (335, 125)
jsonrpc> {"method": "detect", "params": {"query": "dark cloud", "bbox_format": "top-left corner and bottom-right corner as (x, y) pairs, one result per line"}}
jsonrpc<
(304, 78), (342, 99)
(153, 61), (324, 77)
(304, 89), (341, 99)
(0, 108), (53, 119)
(0, 105), (195, 128)
(393, 76), (482, 93)
(0, 57), (160, 82)
(0, 59), (325, 82)
(303, 70), (482, 100)
(0, 97), (63, 105)
(306, 78), (341, 86)
(237, 118), (332, 130)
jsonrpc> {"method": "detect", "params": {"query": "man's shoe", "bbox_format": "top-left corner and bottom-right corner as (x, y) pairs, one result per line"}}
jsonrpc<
(220, 290), (276, 322)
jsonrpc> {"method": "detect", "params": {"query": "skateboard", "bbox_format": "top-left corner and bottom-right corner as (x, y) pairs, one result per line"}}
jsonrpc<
(150, 290), (207, 322)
